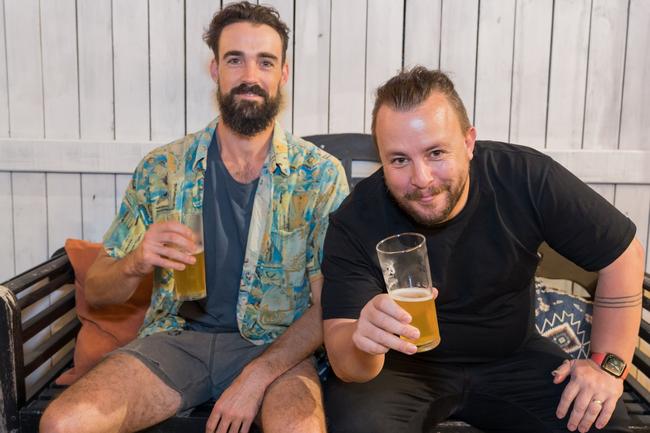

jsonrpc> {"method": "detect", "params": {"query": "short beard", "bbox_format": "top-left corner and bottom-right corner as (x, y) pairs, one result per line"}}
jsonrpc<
(217, 83), (282, 137)
(389, 176), (468, 227)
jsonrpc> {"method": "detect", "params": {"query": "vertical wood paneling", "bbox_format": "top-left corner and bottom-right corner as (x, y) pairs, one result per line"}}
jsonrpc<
(365, 0), (404, 133)
(82, 174), (117, 243)
(0, 0), (10, 137)
(5, 0), (47, 279)
(0, 1), (648, 276)
(150, 0), (185, 141)
(615, 185), (650, 255)
(115, 174), (132, 214)
(41, 0), (83, 254)
(186, 0), (219, 134)
(546, 0), (591, 149)
(4, 0), (43, 138)
(47, 174), (82, 255)
(440, 0), (479, 123)
(41, 0), (79, 139)
(509, 0), (553, 148)
(78, 0), (116, 243)
(77, 0), (114, 140)
(620, 0), (650, 151)
(329, 0), (366, 133)
(582, 0), (628, 150)
(264, 0), (294, 132)
(404, 0), (441, 69)
(113, 0), (149, 141)
(474, 0), (516, 141)
(0, 173), (14, 282)
(293, 0), (331, 136)
(12, 173), (48, 274)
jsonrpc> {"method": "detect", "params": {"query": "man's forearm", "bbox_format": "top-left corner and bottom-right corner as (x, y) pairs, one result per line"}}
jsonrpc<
(323, 319), (385, 383)
(85, 250), (145, 307)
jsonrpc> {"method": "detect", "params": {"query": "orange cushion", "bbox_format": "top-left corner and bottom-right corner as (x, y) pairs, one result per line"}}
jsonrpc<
(56, 239), (153, 385)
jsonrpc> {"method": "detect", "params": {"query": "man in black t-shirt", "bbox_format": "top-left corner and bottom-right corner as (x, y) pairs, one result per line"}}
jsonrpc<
(321, 67), (645, 433)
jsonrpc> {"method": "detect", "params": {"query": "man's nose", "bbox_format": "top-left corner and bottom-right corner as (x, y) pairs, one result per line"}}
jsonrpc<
(241, 61), (259, 84)
(411, 160), (433, 189)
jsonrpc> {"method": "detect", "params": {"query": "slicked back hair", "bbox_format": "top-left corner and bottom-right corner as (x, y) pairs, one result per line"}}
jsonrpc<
(371, 67), (471, 139)
(204, 1), (290, 64)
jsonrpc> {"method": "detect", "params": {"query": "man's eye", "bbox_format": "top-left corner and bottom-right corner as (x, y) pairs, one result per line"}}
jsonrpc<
(226, 58), (241, 65)
(429, 150), (443, 158)
(261, 60), (274, 68)
(391, 157), (408, 165)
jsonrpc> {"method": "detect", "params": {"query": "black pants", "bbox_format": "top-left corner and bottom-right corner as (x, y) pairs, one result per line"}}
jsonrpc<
(325, 335), (630, 433)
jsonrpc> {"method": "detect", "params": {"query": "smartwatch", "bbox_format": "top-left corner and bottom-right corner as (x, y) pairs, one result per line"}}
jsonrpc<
(590, 352), (629, 379)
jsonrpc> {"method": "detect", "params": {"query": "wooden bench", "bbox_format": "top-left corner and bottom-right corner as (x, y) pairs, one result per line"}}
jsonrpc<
(2, 133), (649, 432)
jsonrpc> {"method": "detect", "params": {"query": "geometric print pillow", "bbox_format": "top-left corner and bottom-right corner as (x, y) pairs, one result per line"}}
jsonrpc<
(534, 281), (592, 360)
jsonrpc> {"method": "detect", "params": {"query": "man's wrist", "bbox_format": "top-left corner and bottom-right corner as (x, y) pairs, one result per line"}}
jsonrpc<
(590, 352), (629, 380)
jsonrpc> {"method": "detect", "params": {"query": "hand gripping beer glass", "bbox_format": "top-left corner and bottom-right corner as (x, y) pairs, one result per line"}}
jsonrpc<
(173, 212), (206, 301)
(376, 232), (441, 352)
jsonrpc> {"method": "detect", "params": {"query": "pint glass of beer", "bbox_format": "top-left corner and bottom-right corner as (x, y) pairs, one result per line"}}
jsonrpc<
(376, 233), (440, 352)
(173, 212), (206, 301)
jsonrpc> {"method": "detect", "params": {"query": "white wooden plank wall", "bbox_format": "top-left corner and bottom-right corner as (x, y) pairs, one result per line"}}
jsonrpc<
(0, 0), (649, 280)
(329, 0), (366, 133)
(509, 0), (552, 149)
(0, 0), (8, 138)
(546, 0), (591, 150)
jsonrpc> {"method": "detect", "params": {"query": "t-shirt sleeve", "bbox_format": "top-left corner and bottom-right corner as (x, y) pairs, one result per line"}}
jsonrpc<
(305, 158), (350, 279)
(321, 215), (385, 320)
(103, 163), (150, 259)
(533, 157), (636, 272)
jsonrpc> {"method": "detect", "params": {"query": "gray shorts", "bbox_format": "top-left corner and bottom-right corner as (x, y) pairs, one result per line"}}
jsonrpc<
(115, 330), (268, 412)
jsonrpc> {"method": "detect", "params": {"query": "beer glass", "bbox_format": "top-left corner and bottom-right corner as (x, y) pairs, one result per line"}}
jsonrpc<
(376, 232), (440, 352)
(173, 212), (206, 301)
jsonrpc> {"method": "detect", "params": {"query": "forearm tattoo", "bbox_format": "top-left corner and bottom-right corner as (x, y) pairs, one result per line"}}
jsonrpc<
(593, 292), (643, 308)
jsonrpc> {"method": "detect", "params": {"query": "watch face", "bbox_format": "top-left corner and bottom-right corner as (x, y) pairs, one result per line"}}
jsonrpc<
(603, 354), (626, 377)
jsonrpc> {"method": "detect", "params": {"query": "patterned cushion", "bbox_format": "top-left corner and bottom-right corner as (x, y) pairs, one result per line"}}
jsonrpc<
(534, 280), (592, 359)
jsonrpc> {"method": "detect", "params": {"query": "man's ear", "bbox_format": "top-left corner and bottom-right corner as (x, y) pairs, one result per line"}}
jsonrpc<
(465, 127), (477, 160)
(280, 60), (289, 87)
(209, 57), (219, 84)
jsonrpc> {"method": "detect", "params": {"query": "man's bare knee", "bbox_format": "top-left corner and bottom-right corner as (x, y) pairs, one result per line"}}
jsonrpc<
(261, 359), (325, 433)
(40, 352), (180, 433)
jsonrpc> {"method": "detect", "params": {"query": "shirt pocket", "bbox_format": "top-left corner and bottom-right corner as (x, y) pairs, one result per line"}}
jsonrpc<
(257, 226), (309, 326)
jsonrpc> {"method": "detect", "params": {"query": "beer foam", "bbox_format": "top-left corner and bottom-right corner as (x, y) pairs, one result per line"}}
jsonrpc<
(390, 287), (433, 302)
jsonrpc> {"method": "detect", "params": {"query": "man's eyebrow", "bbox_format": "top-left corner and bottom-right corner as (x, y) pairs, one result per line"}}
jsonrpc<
(222, 50), (244, 59)
(258, 52), (279, 61)
(221, 50), (279, 62)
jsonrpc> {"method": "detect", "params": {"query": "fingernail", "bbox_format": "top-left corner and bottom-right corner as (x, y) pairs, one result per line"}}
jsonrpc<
(551, 370), (558, 376)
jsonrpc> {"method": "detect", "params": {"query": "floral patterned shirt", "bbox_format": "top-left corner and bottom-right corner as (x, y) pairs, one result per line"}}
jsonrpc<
(103, 118), (349, 344)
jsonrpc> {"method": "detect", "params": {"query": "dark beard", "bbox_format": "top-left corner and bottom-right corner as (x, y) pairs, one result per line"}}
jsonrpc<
(389, 175), (468, 227)
(217, 83), (282, 137)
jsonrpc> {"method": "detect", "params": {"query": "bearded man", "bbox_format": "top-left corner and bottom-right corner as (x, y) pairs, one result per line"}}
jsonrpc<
(40, 3), (348, 433)
(321, 67), (644, 433)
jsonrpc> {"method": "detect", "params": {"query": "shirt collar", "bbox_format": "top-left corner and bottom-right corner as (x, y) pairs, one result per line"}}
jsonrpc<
(269, 120), (290, 177)
(191, 118), (217, 172)
(192, 118), (290, 177)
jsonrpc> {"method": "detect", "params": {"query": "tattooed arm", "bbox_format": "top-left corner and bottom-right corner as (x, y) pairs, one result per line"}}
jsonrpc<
(553, 238), (645, 432)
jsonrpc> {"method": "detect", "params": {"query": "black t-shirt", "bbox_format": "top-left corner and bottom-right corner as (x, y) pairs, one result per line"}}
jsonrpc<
(321, 141), (635, 363)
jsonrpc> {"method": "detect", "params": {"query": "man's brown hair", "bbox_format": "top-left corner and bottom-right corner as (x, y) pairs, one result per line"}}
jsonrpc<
(204, 1), (290, 63)
(371, 67), (471, 138)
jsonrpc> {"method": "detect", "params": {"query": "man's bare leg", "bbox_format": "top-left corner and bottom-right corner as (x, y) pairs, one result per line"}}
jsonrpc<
(260, 358), (326, 433)
(40, 353), (181, 433)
